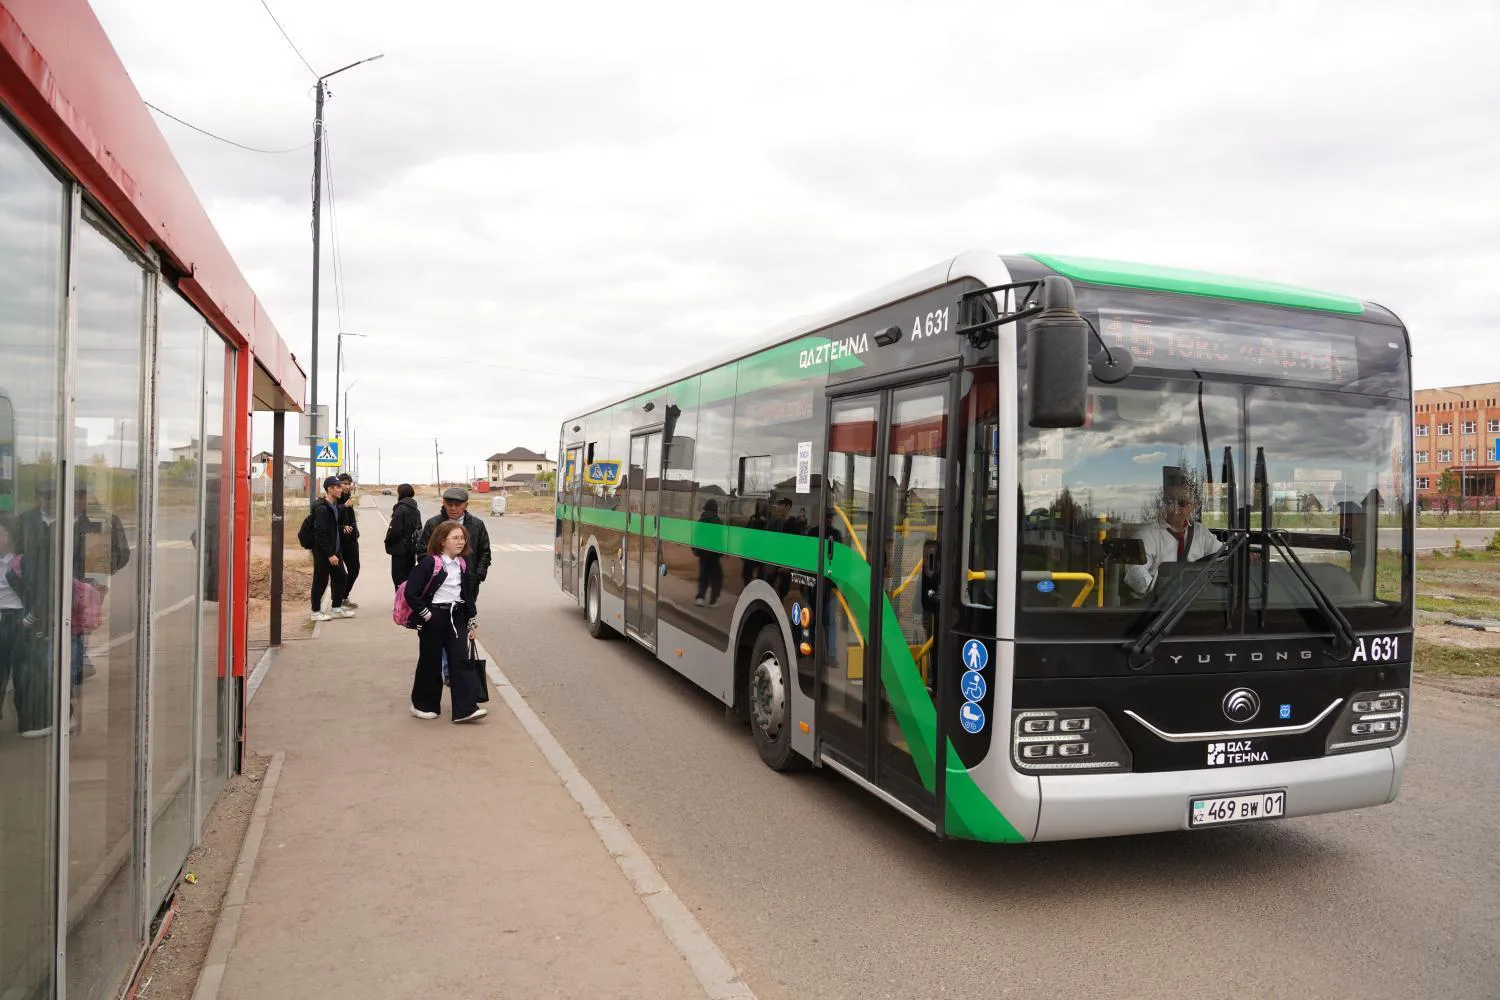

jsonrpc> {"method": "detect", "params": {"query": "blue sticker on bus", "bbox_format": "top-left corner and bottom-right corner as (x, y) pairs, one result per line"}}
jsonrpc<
(961, 639), (988, 672)
(791, 602), (801, 624)
(1037, 580), (1055, 593)
(959, 702), (986, 734)
(961, 670), (987, 703)
(1279, 704), (1291, 719)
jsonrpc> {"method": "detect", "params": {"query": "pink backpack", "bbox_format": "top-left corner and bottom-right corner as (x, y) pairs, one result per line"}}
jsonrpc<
(393, 556), (465, 628)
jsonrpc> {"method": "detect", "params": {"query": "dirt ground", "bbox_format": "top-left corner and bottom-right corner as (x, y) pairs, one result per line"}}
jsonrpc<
(127, 752), (272, 1000)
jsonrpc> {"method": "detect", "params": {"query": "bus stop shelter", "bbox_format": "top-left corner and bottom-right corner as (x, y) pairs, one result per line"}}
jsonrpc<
(1, 1), (305, 996)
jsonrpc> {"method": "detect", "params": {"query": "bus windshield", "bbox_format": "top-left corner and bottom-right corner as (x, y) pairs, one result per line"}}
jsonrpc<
(1016, 377), (1411, 639)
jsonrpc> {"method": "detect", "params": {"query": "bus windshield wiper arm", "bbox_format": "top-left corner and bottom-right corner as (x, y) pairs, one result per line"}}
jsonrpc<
(1252, 529), (1358, 658)
(1124, 530), (1249, 670)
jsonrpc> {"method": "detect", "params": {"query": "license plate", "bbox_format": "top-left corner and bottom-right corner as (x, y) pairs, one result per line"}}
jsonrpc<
(1189, 789), (1286, 827)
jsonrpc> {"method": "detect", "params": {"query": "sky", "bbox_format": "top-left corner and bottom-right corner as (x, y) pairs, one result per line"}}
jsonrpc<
(88, 0), (1500, 485)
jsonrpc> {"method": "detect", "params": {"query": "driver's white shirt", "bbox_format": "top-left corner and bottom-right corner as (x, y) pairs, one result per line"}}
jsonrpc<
(1123, 519), (1222, 597)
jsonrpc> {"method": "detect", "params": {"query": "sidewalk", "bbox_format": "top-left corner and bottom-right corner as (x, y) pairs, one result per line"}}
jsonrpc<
(210, 554), (721, 999)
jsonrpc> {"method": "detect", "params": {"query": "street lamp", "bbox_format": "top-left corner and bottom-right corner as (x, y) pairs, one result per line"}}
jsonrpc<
(308, 53), (385, 498)
(341, 379), (359, 475)
(334, 330), (367, 437)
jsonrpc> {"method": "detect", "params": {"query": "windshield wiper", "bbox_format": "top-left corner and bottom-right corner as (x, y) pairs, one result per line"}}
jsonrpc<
(1252, 529), (1358, 658)
(1124, 530), (1249, 670)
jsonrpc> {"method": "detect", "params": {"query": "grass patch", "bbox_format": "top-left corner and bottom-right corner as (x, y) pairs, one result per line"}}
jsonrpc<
(1414, 638), (1500, 677)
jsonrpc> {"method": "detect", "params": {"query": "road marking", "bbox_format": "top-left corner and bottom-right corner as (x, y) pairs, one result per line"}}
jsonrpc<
(475, 639), (758, 1000)
(495, 543), (553, 552)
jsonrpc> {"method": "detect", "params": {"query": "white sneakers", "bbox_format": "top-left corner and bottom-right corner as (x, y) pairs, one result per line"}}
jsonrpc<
(310, 607), (357, 622)
(411, 705), (488, 724)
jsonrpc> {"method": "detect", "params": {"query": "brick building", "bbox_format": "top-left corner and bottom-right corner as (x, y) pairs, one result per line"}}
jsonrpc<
(1412, 381), (1500, 502)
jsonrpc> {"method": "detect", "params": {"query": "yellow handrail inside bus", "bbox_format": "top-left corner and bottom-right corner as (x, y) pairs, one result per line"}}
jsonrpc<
(1020, 570), (1096, 608)
(889, 557), (924, 600)
(831, 504), (868, 561)
(833, 589), (865, 648)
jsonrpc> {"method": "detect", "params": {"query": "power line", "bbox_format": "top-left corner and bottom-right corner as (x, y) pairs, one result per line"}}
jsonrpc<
(257, 0), (318, 78)
(144, 101), (311, 154)
(324, 128), (348, 337)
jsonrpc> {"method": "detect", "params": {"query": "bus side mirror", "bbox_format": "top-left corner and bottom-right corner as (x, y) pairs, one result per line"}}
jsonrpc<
(1026, 276), (1089, 428)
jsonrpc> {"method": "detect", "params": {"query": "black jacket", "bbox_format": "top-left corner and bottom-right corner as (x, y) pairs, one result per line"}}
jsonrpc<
(403, 554), (478, 626)
(385, 497), (423, 556)
(419, 511), (492, 583)
(311, 497), (342, 561)
(337, 494), (360, 542)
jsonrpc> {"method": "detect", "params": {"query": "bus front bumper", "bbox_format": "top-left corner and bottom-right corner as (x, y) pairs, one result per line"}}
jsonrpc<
(1031, 739), (1406, 842)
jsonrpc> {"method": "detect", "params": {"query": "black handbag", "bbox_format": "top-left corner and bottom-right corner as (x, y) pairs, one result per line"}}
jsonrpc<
(468, 639), (489, 703)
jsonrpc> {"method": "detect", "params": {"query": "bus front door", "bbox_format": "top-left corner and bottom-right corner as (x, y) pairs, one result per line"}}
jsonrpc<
(561, 444), (583, 597)
(816, 377), (956, 826)
(624, 430), (663, 650)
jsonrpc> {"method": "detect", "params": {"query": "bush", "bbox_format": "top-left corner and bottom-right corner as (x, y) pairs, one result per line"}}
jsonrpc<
(1488, 530), (1500, 554)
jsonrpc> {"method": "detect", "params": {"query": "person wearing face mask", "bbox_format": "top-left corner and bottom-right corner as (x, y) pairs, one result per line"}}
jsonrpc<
(1123, 468), (1222, 598)
(403, 520), (486, 724)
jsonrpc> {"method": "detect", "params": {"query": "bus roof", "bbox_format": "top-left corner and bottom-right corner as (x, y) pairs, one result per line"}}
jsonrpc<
(564, 249), (1376, 424)
(1024, 253), (1366, 315)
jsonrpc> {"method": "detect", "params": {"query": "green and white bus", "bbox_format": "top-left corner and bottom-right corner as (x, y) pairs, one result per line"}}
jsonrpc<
(554, 251), (1413, 842)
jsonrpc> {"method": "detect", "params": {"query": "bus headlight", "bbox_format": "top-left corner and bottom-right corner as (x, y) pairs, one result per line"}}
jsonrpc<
(1325, 689), (1407, 754)
(1012, 708), (1132, 774)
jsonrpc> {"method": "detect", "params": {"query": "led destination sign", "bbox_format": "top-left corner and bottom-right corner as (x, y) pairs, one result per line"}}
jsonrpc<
(1097, 311), (1360, 385)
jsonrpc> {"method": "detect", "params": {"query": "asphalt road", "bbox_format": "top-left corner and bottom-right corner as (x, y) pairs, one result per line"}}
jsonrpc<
(377, 496), (1500, 1000)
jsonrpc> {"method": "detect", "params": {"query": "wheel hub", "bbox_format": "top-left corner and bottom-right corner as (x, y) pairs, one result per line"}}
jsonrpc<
(751, 653), (785, 739)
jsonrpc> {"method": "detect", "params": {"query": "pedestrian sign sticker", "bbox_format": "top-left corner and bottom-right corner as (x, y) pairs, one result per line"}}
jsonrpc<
(961, 639), (988, 673)
(315, 439), (342, 467)
(585, 461), (622, 486)
(959, 702), (986, 734)
(961, 670), (987, 703)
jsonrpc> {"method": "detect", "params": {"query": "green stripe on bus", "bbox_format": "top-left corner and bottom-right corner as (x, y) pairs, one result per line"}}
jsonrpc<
(1026, 253), (1366, 315)
(561, 504), (1023, 842)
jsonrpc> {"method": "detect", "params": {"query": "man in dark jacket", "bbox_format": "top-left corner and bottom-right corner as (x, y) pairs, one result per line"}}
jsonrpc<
(311, 476), (353, 621)
(418, 486), (492, 595)
(384, 483), (423, 589)
(336, 473), (361, 606)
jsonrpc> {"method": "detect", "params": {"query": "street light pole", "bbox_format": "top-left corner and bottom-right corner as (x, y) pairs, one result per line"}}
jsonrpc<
(307, 54), (384, 499)
(333, 330), (367, 446)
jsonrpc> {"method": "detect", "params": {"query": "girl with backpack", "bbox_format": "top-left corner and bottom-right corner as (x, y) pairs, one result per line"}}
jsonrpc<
(402, 520), (486, 724)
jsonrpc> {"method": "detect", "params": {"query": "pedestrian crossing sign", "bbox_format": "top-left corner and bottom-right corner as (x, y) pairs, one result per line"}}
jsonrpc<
(315, 439), (342, 467)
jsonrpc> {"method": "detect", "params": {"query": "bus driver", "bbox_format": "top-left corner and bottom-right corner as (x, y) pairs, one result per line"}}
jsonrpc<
(1123, 467), (1222, 598)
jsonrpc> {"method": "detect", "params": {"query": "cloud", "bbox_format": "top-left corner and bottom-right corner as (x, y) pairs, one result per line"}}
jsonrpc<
(1133, 452), (1169, 465)
(75, 0), (1500, 483)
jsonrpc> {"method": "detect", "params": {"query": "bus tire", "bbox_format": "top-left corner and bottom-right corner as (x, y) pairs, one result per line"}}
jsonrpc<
(749, 623), (807, 772)
(585, 558), (612, 640)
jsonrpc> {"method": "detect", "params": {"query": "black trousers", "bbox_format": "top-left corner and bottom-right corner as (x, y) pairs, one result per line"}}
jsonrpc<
(0, 611), (51, 732)
(390, 552), (416, 590)
(311, 557), (348, 611)
(342, 540), (361, 591)
(411, 603), (478, 719)
(695, 555), (723, 601)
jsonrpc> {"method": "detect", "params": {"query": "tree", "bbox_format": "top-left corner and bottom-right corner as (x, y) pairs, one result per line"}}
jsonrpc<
(1436, 468), (1461, 498)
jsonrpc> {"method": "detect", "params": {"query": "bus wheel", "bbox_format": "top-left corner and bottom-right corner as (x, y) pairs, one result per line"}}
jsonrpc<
(586, 560), (611, 640)
(749, 623), (806, 771)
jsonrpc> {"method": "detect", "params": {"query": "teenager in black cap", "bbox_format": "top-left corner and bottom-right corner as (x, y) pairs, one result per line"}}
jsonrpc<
(311, 476), (355, 621)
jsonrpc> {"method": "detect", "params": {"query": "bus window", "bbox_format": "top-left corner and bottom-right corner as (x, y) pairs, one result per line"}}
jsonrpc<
(960, 369), (999, 634)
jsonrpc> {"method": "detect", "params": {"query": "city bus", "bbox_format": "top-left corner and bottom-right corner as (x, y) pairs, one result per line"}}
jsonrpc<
(554, 250), (1413, 842)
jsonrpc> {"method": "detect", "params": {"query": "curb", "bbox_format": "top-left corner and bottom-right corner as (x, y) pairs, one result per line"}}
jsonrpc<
(477, 639), (759, 1000)
(190, 750), (286, 1000)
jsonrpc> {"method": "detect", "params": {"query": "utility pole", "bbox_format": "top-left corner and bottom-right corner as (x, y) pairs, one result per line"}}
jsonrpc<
(434, 439), (442, 487)
(307, 53), (383, 499)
